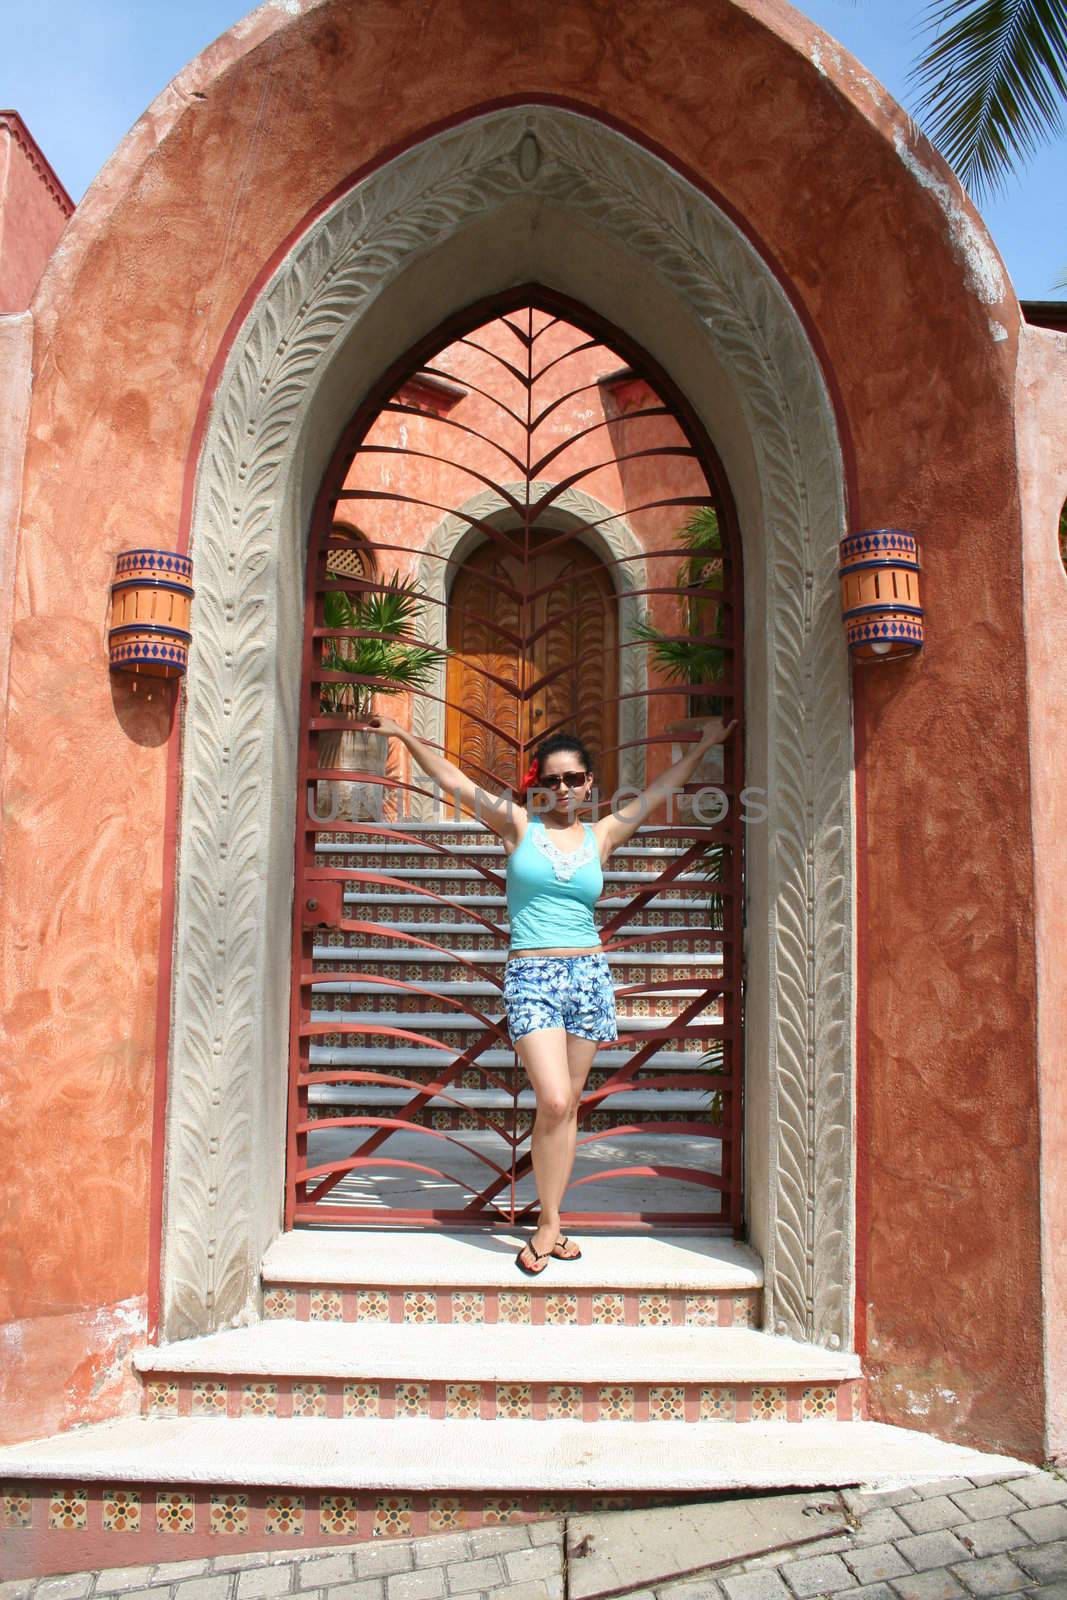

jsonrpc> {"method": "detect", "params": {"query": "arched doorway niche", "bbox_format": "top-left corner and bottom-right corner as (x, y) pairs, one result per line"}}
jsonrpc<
(164, 106), (854, 1355)
(413, 482), (650, 814)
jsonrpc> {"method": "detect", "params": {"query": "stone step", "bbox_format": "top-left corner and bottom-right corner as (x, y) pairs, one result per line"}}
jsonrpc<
(341, 868), (717, 884)
(316, 843), (686, 858)
(262, 1229), (759, 1292)
(134, 1322), (849, 1382)
(310, 948), (723, 965)
(341, 892), (720, 908)
(0, 1415), (1036, 1499)
(307, 1086), (715, 1111)
(307, 1009), (720, 1031)
(313, 972), (723, 985)
(133, 1324), (861, 1423)
(306, 1046), (721, 1068)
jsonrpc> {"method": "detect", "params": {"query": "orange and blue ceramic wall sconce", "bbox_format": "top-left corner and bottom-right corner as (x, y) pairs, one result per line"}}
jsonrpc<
(109, 548), (194, 678)
(838, 529), (924, 662)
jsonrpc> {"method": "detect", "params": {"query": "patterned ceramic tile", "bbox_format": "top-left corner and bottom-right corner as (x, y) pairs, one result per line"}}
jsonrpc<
(483, 1497), (526, 1524)
(403, 1291), (437, 1324)
(802, 1384), (837, 1419)
(546, 1384), (583, 1418)
(192, 1380), (228, 1415)
(451, 1292), (485, 1323)
(429, 1496), (466, 1531)
(751, 1384), (787, 1421)
(356, 1289), (390, 1322)
(309, 1289), (344, 1322)
(263, 1287), (297, 1320)
(395, 1382), (430, 1417)
(497, 1292), (532, 1324)
(49, 1486), (88, 1531)
(649, 1385), (686, 1421)
(2, 1486), (33, 1530)
(685, 1294), (721, 1326)
(292, 1382), (327, 1417)
(101, 1488), (140, 1533)
(210, 1493), (249, 1535)
(598, 1385), (636, 1421)
(699, 1385), (737, 1420)
(343, 1382), (380, 1417)
(147, 1379), (180, 1416)
(156, 1491), (195, 1534)
(265, 1494), (305, 1536)
(241, 1381), (278, 1416)
(445, 1383), (481, 1419)
(496, 1383), (532, 1418)
(637, 1294), (673, 1326)
(373, 1495), (413, 1537)
(732, 1294), (759, 1328)
(320, 1495), (360, 1536)
(591, 1293), (625, 1325)
(543, 1294), (578, 1325)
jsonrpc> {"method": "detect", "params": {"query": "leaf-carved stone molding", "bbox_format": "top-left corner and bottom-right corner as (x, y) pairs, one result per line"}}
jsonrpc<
(164, 106), (854, 1351)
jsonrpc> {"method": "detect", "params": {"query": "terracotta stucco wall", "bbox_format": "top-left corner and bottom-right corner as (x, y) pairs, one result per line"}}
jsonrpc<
(0, 0), (1045, 1454)
(1016, 324), (1067, 1463)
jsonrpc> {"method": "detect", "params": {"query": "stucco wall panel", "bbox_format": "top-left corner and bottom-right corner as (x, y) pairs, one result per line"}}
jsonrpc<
(0, 0), (1044, 1452)
(1017, 325), (1067, 1463)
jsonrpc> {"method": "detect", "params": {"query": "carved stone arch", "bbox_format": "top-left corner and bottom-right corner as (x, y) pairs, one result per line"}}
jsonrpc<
(410, 480), (649, 816)
(163, 105), (854, 1360)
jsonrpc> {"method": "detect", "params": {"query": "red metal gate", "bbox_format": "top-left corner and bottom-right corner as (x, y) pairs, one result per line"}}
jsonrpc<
(285, 288), (745, 1231)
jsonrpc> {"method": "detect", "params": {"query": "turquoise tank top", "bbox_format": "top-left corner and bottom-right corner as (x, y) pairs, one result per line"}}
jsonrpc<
(505, 815), (604, 952)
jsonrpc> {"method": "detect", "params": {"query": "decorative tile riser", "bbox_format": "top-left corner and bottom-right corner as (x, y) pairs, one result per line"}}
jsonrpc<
(312, 964), (722, 982)
(309, 996), (724, 1015)
(315, 852), (701, 872)
(320, 912), (721, 931)
(308, 1106), (721, 1130)
(143, 1378), (861, 1422)
(262, 1287), (760, 1326)
(309, 1070), (719, 1091)
(0, 1483), (712, 1579)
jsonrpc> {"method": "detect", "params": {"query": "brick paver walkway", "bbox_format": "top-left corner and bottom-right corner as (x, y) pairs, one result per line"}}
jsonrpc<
(2, 1469), (1065, 1600)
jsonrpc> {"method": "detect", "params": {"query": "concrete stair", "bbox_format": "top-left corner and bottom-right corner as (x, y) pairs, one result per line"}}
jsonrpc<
(0, 1230), (1038, 1575)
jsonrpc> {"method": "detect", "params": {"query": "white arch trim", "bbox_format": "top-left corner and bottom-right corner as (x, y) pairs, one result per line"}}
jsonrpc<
(163, 106), (855, 1353)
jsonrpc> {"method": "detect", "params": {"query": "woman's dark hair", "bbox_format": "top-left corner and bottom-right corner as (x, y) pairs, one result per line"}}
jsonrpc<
(517, 730), (595, 802)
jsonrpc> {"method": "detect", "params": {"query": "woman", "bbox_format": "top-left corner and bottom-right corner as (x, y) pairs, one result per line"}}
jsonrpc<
(368, 712), (738, 1273)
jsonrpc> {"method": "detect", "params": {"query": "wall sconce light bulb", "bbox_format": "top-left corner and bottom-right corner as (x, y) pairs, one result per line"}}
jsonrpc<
(870, 641), (893, 655)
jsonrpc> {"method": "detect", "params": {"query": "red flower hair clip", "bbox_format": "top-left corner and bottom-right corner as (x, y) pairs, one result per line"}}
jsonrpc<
(518, 755), (539, 795)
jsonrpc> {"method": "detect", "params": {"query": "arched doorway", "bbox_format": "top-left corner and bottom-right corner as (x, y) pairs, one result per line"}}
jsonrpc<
(162, 106), (854, 1350)
(285, 290), (745, 1233)
(445, 535), (619, 800)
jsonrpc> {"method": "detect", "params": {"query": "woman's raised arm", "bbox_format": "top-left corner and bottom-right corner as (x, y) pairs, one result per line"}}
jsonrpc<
(593, 716), (739, 856)
(368, 714), (521, 843)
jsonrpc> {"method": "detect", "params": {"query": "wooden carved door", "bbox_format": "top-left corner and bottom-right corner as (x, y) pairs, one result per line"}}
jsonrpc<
(445, 538), (618, 801)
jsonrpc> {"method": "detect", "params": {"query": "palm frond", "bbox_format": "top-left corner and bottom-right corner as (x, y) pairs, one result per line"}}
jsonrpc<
(908, 0), (1067, 199)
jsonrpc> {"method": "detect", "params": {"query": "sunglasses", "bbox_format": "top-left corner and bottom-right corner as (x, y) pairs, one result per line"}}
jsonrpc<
(538, 770), (590, 789)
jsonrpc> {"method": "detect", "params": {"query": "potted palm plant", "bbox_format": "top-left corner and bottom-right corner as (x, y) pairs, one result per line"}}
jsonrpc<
(317, 572), (449, 821)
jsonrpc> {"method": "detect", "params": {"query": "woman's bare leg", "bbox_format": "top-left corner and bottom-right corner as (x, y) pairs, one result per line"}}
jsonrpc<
(514, 1026), (575, 1257)
(559, 1033), (599, 1204)
(514, 1029), (600, 1256)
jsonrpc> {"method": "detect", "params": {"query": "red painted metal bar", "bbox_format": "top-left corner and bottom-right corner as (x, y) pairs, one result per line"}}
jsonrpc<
(285, 288), (745, 1233)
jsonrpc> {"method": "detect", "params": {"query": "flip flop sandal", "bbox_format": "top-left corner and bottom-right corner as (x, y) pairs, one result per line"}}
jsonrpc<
(551, 1236), (582, 1261)
(515, 1241), (553, 1276)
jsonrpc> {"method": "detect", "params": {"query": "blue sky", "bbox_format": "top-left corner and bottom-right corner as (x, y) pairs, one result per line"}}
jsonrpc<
(3, 0), (1064, 299)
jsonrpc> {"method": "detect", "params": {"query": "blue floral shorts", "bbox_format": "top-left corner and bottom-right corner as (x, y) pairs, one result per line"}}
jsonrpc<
(503, 952), (618, 1044)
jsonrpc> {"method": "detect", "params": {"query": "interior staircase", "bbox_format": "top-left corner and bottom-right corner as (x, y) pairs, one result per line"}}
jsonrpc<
(0, 821), (1034, 1579)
